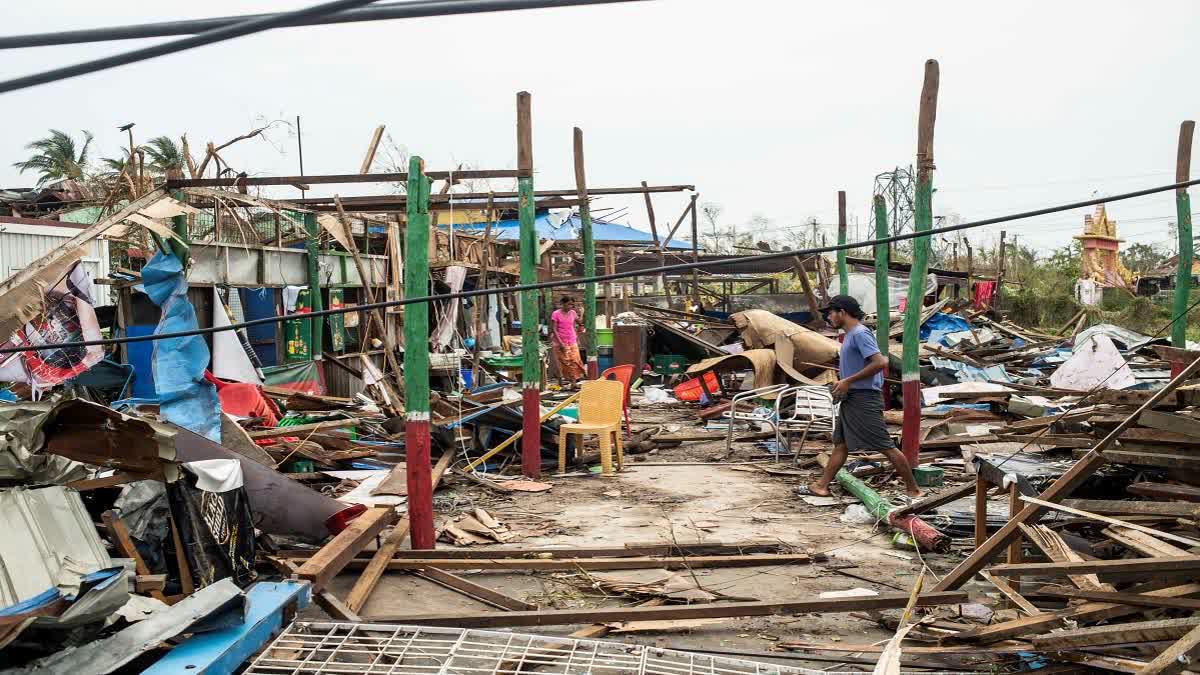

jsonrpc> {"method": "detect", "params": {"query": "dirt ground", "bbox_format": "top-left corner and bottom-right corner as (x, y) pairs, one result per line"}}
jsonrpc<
(307, 402), (988, 671)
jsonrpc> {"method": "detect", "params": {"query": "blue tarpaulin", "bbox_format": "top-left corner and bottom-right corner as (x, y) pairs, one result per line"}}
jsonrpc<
(920, 312), (972, 345)
(142, 251), (220, 442)
(447, 212), (690, 248)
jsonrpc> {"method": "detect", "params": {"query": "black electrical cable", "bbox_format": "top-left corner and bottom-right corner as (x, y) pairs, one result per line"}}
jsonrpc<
(0, 0), (647, 50)
(3, 176), (1198, 356)
(0, 0), (387, 94)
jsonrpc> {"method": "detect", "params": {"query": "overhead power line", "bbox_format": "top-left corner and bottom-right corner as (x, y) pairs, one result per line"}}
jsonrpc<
(0, 0), (644, 94)
(4, 175), (1200, 355)
(0, 0), (644, 50)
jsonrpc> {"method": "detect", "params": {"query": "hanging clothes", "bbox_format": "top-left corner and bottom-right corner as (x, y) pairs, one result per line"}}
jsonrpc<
(972, 281), (996, 310)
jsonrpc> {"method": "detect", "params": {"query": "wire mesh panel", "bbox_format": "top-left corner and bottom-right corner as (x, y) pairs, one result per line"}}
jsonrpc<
(244, 623), (815, 675)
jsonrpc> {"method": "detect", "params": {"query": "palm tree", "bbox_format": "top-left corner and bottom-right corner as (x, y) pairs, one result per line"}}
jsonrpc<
(12, 129), (94, 186)
(97, 148), (138, 199)
(143, 136), (183, 177)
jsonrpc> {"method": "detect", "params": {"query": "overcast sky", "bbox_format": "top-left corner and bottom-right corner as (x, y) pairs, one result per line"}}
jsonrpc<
(2, 1), (1198, 256)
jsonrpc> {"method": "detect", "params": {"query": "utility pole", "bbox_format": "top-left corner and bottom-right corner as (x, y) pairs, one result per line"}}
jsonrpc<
(995, 230), (1007, 311)
(516, 92), (541, 479)
(901, 59), (939, 468)
(574, 128), (598, 379)
(1174, 121), (1195, 358)
(403, 156), (434, 549)
(837, 190), (849, 296)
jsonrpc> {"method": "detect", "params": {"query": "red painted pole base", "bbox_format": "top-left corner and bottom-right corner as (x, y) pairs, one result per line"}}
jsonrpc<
(405, 418), (434, 550)
(522, 386), (542, 478)
(900, 379), (921, 466)
(1171, 360), (1185, 379)
(888, 513), (950, 552)
(587, 357), (598, 380)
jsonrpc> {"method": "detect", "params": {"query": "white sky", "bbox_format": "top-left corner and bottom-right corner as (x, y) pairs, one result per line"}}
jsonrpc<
(2, 0), (1198, 255)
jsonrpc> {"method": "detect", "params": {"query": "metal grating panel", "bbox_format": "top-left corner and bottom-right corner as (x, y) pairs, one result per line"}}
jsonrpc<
(245, 623), (824, 675)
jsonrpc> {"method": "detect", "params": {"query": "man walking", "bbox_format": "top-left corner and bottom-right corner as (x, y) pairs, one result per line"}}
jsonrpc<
(808, 295), (924, 499)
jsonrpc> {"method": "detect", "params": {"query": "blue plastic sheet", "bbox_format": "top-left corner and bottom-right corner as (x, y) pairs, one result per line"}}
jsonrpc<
(919, 312), (972, 344)
(142, 251), (220, 442)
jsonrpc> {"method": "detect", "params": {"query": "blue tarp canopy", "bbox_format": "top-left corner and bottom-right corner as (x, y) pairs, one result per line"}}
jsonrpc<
(444, 212), (691, 248)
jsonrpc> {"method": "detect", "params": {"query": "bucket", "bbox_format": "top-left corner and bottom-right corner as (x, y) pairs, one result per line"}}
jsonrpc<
(596, 329), (614, 347)
(674, 372), (719, 402)
(460, 368), (473, 390)
(912, 466), (944, 487)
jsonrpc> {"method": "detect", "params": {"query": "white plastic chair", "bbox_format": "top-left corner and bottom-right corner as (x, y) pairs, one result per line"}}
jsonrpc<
(774, 385), (836, 460)
(723, 383), (790, 455)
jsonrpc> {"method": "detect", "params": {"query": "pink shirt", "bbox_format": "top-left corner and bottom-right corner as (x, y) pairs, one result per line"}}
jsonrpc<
(550, 309), (578, 345)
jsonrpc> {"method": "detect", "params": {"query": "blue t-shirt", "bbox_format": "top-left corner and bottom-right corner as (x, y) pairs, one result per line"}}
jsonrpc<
(839, 323), (883, 391)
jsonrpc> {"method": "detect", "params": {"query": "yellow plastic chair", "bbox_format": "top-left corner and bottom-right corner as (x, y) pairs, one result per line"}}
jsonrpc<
(557, 379), (625, 475)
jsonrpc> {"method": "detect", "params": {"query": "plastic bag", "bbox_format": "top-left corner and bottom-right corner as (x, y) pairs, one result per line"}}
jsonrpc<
(839, 503), (877, 525)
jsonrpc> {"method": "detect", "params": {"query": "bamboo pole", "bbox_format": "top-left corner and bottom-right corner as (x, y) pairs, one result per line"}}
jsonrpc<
(837, 190), (848, 295)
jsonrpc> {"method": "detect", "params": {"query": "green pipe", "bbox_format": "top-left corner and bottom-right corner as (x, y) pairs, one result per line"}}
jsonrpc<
(873, 195), (890, 350)
(303, 211), (325, 357)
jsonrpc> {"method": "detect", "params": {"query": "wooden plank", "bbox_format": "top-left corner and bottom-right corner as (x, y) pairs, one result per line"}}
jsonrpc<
(247, 419), (356, 439)
(365, 591), (970, 627)
(1031, 616), (1200, 650)
(980, 571), (1041, 616)
(1103, 526), (1191, 558)
(269, 557), (360, 622)
(989, 556), (1200, 579)
(1138, 623), (1200, 674)
(999, 434), (1094, 448)
(1098, 449), (1200, 469)
(294, 506), (398, 592)
(282, 540), (789, 561)
(412, 568), (536, 611)
(1029, 588), (1200, 612)
(167, 170), (520, 188)
(102, 510), (167, 602)
(947, 582), (1200, 644)
(347, 553), (814, 572)
(1065, 499), (1200, 518)
(1128, 481), (1200, 503)
(1022, 495), (1200, 547)
(1132, 408), (1200, 439)
(343, 449), (454, 613)
(935, 356), (1200, 592)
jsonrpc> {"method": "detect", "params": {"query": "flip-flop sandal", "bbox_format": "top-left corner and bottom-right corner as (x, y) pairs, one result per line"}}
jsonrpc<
(793, 485), (831, 498)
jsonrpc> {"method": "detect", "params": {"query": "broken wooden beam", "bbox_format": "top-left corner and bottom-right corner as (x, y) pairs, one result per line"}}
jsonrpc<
(294, 506), (398, 592)
(889, 481), (976, 520)
(280, 540), (791, 561)
(1028, 588), (1200, 612)
(1139, 623), (1200, 675)
(247, 419), (357, 439)
(412, 568), (536, 611)
(346, 552), (815, 572)
(1061, 499), (1200, 519)
(1031, 616), (1200, 650)
(989, 556), (1200, 580)
(365, 591), (969, 628)
(1127, 481), (1200, 503)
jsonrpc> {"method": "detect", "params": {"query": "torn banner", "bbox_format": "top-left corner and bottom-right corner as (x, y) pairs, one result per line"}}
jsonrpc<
(0, 261), (103, 394)
(142, 251), (220, 442)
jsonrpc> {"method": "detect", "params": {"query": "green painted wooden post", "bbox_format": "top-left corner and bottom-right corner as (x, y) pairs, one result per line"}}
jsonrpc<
(837, 190), (848, 296)
(873, 195), (891, 355)
(403, 156), (435, 549)
(168, 190), (191, 262)
(517, 92), (541, 478)
(574, 128), (598, 378)
(901, 60), (939, 466)
(1173, 121), (1194, 353)
(303, 211), (324, 358)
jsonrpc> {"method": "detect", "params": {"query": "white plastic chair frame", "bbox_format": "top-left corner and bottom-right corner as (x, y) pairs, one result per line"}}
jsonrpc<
(774, 385), (836, 459)
(723, 383), (790, 455)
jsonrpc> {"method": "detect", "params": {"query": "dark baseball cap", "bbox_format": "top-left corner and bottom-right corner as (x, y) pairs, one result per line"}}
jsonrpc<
(821, 295), (864, 318)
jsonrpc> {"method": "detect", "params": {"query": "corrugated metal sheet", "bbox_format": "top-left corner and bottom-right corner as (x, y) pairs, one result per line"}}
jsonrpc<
(0, 224), (112, 306)
(0, 485), (113, 606)
(324, 353), (383, 398)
